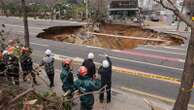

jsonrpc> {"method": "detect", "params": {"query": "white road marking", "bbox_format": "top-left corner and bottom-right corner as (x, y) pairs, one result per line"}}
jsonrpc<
(86, 45), (105, 50)
(178, 59), (185, 63)
(144, 45), (187, 51)
(99, 54), (183, 71)
(15, 30), (38, 35)
(53, 54), (101, 66)
(30, 42), (49, 47)
(112, 49), (185, 63)
(60, 41), (106, 51)
(4, 23), (43, 30)
(162, 46), (187, 51)
(34, 46), (184, 72)
(0, 16), (86, 24)
(136, 47), (186, 56)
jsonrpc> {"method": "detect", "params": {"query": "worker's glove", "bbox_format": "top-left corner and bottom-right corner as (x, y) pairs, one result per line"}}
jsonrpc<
(92, 74), (96, 80)
(37, 70), (41, 76)
(95, 73), (101, 80)
(72, 90), (79, 95)
(63, 90), (71, 97)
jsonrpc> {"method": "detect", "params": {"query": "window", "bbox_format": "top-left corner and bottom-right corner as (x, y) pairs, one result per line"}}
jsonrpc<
(110, 0), (138, 8)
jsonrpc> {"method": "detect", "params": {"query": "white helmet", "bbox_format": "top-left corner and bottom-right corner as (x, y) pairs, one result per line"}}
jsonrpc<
(45, 49), (52, 56)
(88, 52), (94, 59)
(2, 50), (8, 55)
(102, 60), (109, 68)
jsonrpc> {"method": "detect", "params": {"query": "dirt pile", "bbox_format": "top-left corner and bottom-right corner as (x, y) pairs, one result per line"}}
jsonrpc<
(37, 24), (185, 50)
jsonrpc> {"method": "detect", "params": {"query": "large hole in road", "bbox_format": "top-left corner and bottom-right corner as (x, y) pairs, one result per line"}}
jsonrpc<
(37, 24), (185, 50)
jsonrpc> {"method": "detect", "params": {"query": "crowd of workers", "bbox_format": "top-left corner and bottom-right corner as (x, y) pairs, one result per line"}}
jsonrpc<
(0, 45), (37, 85)
(0, 40), (112, 110)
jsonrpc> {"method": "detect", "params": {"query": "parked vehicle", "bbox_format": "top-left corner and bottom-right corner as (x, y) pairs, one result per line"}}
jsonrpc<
(150, 13), (160, 22)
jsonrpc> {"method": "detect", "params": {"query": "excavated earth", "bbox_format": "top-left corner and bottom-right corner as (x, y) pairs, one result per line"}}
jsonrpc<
(37, 24), (185, 50)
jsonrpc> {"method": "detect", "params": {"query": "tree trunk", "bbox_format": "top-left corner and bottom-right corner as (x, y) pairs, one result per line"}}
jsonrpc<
(173, 26), (194, 110)
(21, 0), (30, 48)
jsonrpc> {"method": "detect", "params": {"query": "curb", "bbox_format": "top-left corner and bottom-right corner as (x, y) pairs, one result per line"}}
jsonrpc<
(120, 86), (194, 109)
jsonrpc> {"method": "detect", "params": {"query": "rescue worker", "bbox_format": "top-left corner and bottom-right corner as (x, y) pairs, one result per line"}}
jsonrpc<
(6, 47), (20, 85)
(40, 49), (55, 88)
(20, 47), (37, 84)
(98, 55), (112, 103)
(82, 53), (96, 78)
(0, 52), (6, 77)
(74, 66), (101, 110)
(2, 50), (9, 65)
(60, 58), (74, 96)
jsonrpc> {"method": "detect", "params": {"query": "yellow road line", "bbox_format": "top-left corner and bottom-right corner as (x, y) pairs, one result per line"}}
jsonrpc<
(52, 54), (190, 87)
(112, 66), (181, 85)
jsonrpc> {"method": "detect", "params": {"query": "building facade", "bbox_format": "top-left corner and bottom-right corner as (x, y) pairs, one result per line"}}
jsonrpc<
(90, 0), (186, 22)
(107, 0), (138, 19)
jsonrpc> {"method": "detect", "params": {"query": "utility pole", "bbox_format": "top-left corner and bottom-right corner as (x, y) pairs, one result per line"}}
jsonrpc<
(21, 0), (30, 47)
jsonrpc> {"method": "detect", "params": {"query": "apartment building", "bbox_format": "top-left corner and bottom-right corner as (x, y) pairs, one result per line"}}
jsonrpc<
(107, 0), (138, 19)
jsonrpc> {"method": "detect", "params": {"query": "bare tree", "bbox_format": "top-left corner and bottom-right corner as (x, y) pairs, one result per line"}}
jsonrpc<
(185, 0), (194, 11)
(89, 0), (108, 23)
(154, 0), (194, 110)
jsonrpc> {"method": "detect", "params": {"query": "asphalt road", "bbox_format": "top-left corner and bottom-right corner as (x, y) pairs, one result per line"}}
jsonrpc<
(1, 16), (194, 104)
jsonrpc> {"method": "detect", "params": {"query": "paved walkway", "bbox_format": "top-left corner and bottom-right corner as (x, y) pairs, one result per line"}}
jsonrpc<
(144, 21), (191, 38)
(21, 69), (175, 110)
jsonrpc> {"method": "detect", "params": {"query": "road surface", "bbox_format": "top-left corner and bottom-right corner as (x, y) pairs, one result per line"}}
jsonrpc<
(1, 16), (194, 104)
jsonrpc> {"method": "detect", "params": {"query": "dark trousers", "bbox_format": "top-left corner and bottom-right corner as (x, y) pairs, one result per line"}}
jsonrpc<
(47, 73), (54, 87)
(0, 71), (5, 77)
(23, 70), (37, 84)
(80, 103), (93, 110)
(7, 74), (19, 85)
(99, 83), (111, 103)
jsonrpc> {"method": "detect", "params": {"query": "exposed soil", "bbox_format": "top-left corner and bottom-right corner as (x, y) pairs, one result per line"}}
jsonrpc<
(37, 24), (185, 50)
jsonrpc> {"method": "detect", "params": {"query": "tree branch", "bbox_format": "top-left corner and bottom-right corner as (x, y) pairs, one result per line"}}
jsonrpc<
(32, 90), (59, 103)
(9, 88), (34, 104)
(154, 0), (193, 28)
(166, 0), (178, 9)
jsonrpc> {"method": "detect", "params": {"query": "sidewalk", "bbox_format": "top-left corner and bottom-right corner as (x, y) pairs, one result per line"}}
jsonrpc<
(144, 20), (190, 38)
(22, 69), (175, 110)
(92, 88), (172, 110)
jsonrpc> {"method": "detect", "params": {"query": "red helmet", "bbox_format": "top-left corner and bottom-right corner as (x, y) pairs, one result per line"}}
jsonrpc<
(7, 47), (15, 55)
(79, 66), (88, 77)
(63, 58), (72, 65)
(0, 52), (2, 60)
(21, 47), (29, 53)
